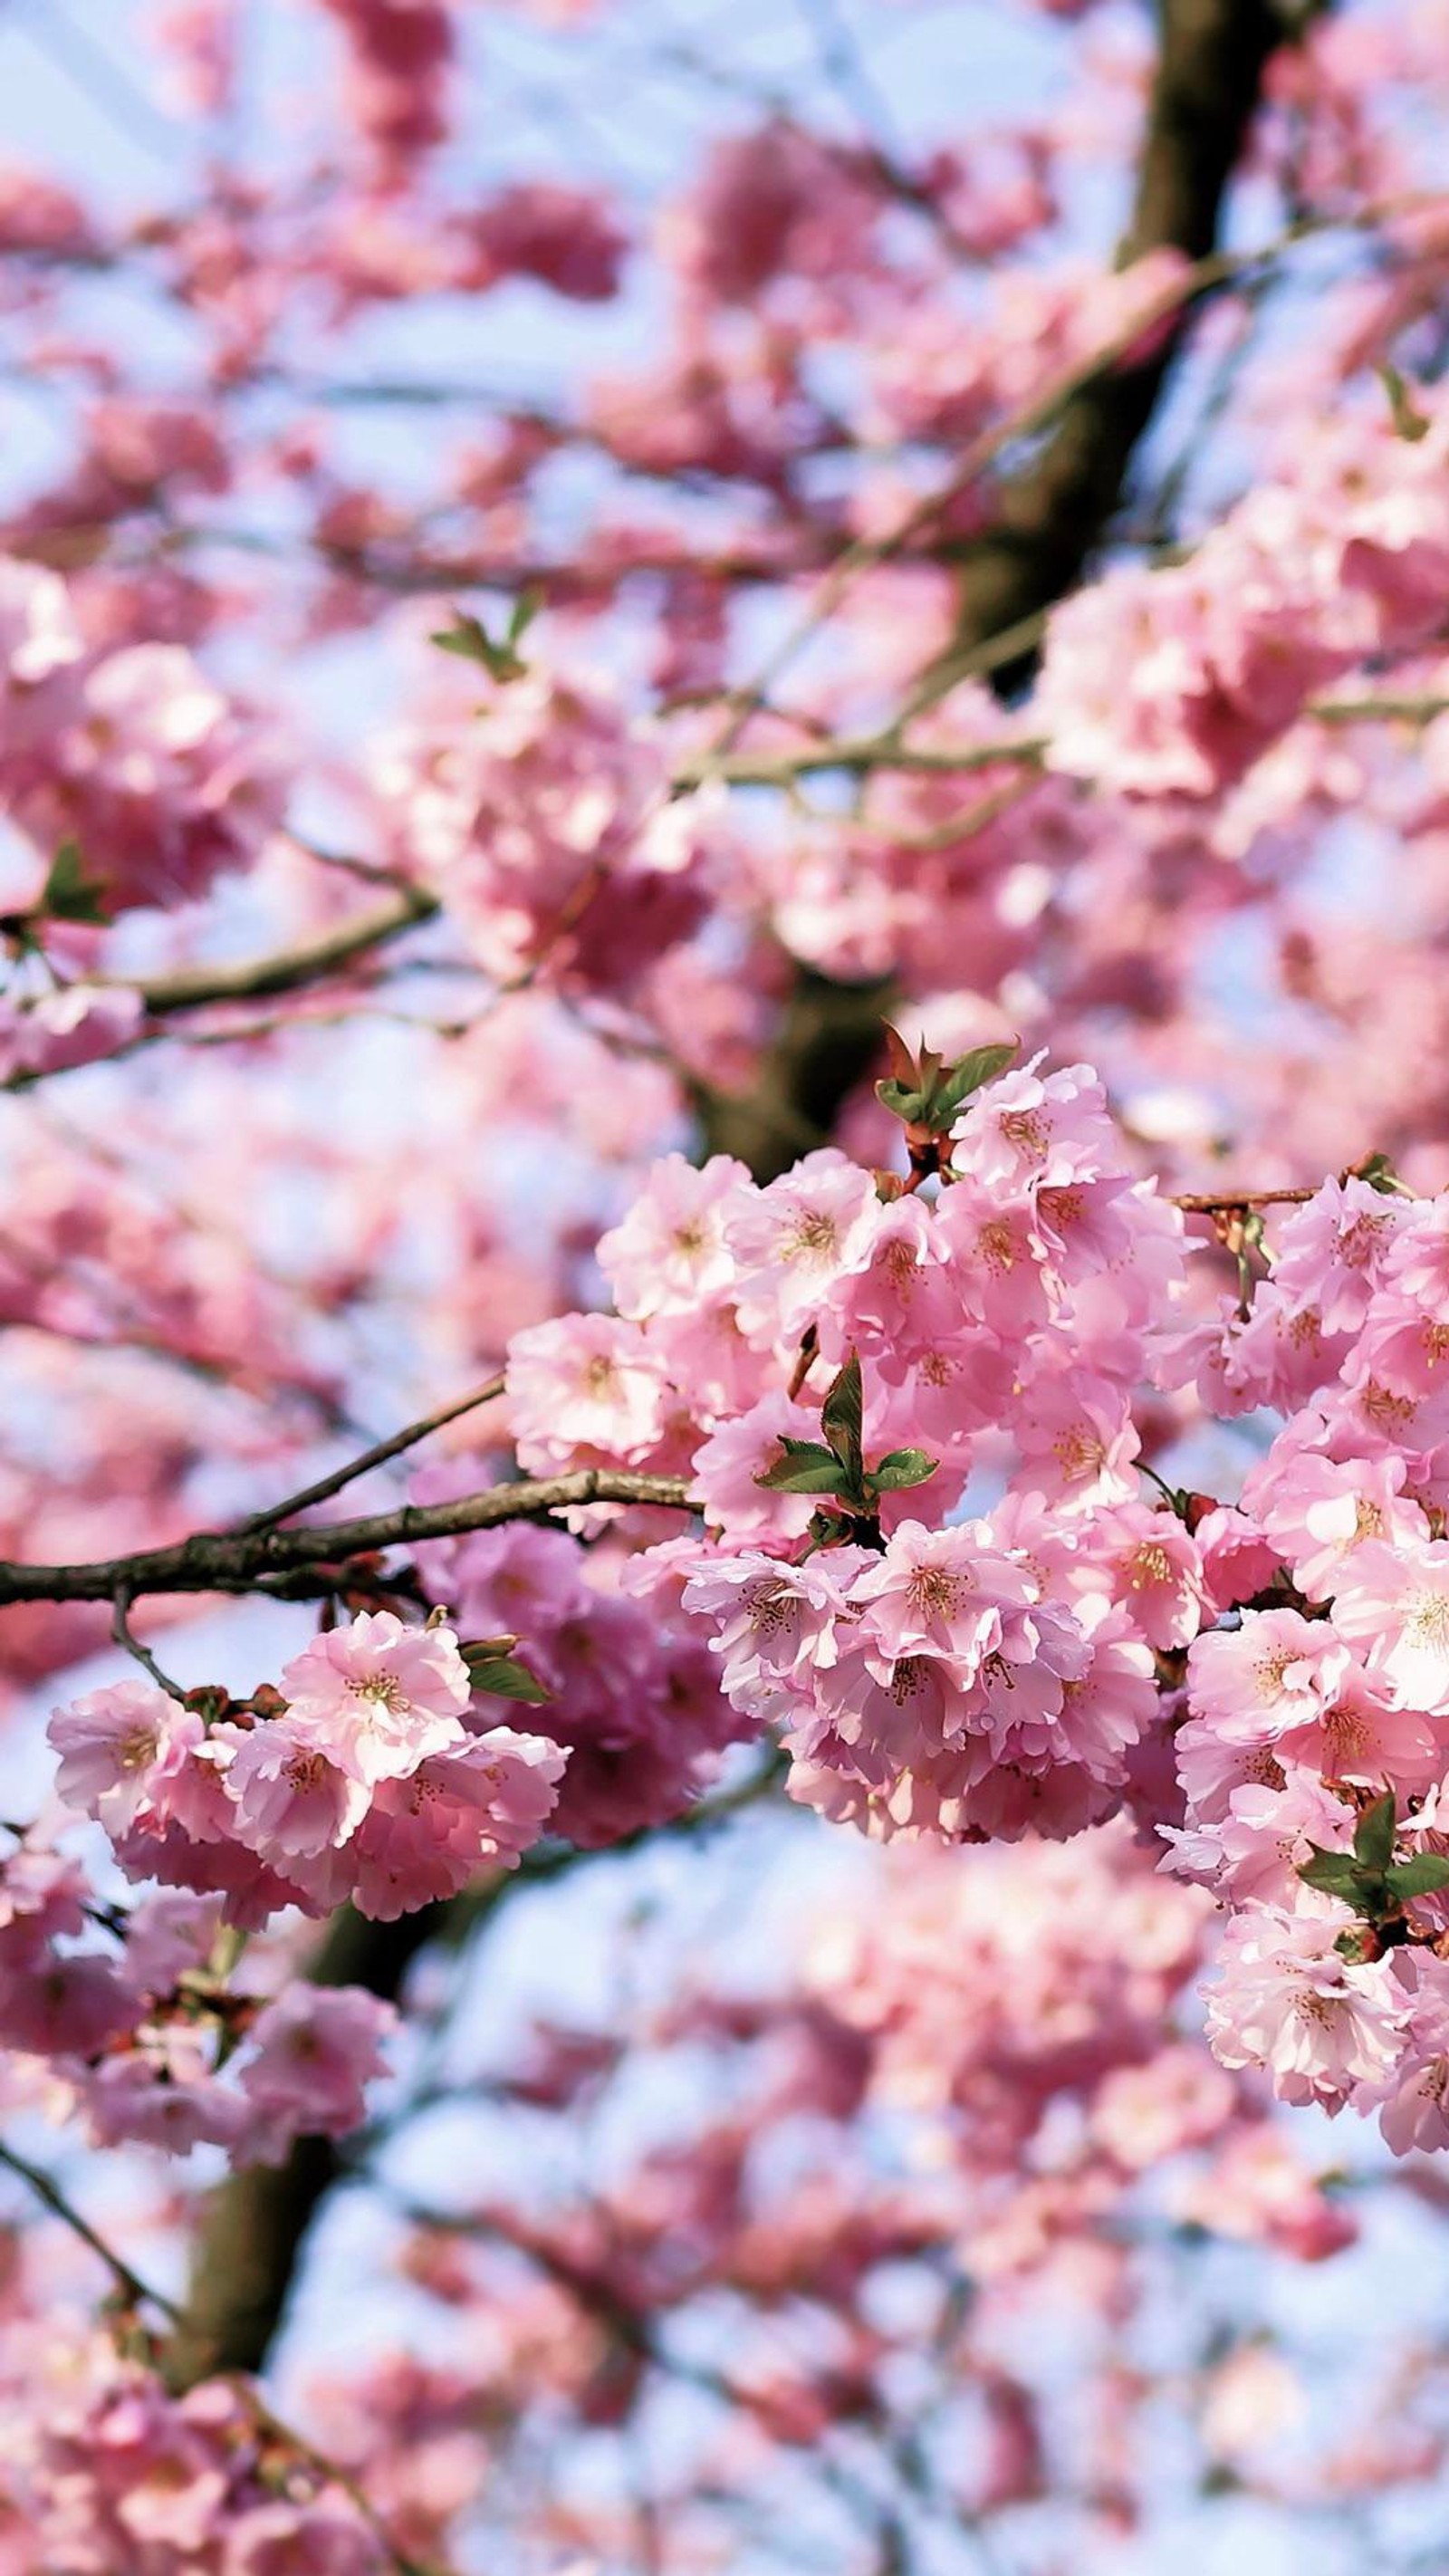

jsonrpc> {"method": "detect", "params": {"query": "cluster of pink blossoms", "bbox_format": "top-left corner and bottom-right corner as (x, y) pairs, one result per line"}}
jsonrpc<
(312, 0), (455, 178)
(506, 1054), (1190, 1839)
(14, 1609), (569, 2159)
(408, 1517), (750, 1845)
(0, 558), (284, 916)
(1034, 407), (1449, 799)
(498, 1053), (1449, 2157)
(45, 1611), (563, 1931)
(1152, 1177), (1449, 2149)
(657, 117), (892, 322)
(35, 1054), (1449, 2176)
(679, 1511), (1165, 1842)
(17, 2352), (394, 2576)
(373, 667), (715, 995)
(806, 1829), (1355, 2273)
(0, 1833), (393, 2163)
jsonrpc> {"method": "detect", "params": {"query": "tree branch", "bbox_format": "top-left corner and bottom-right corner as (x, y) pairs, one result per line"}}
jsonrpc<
(0, 1470), (696, 1610)
(236, 1374), (505, 1535)
(0, 2136), (181, 2322)
(926, 0), (1300, 690)
(130, 886), (439, 1017)
(706, 0), (1312, 1183)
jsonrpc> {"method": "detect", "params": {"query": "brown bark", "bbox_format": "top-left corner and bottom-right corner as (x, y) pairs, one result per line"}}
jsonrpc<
(705, 0), (1298, 1186)
(162, 1906), (439, 2387)
(931, 0), (1290, 683)
(0, 1470), (695, 1608)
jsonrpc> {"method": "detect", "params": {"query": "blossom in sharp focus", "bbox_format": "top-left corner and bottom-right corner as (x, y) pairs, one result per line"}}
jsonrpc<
(1204, 1908), (1407, 2111)
(48, 1681), (205, 1836)
(278, 1609), (472, 1787)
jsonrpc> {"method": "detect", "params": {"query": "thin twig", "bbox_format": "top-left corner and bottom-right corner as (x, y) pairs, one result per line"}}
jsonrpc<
(0, 2138), (182, 2320)
(1171, 1154), (1416, 1213)
(111, 1585), (185, 1696)
(674, 734), (1045, 789)
(1312, 693), (1449, 727)
(1171, 1186), (1320, 1213)
(129, 886), (439, 1018)
(237, 1376), (506, 1534)
(238, 2381), (453, 2576)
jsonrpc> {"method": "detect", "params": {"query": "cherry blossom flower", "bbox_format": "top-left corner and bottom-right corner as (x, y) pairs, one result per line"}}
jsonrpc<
(1186, 1610), (1353, 1742)
(278, 1609), (472, 1788)
(235, 1986), (395, 2162)
(1205, 1908), (1407, 2111)
(48, 1681), (205, 1836)
(223, 1719), (373, 1859)
(505, 1312), (671, 1468)
(726, 1149), (880, 1341)
(1330, 1538), (1449, 1713)
(347, 1728), (564, 1917)
(597, 1152), (752, 1320)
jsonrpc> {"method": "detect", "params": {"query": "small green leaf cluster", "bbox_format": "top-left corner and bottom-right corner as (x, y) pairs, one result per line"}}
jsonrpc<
(459, 1635), (553, 1703)
(755, 1352), (936, 1544)
(875, 1027), (1018, 1138)
(1298, 1793), (1449, 1952)
(429, 590), (542, 683)
(41, 841), (111, 926)
(1354, 1150), (1406, 1197)
(1379, 362), (1431, 443)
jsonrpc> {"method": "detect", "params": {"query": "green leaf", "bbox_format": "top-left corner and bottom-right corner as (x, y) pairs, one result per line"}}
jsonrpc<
(1297, 1847), (1374, 1907)
(462, 1645), (552, 1703)
(869, 1447), (939, 1493)
(820, 1352), (865, 1485)
(1356, 1151), (1404, 1197)
(875, 1077), (928, 1123)
(926, 1041), (1019, 1127)
(1353, 1792), (1397, 1875)
(1387, 1853), (1449, 1902)
(40, 841), (110, 927)
(1380, 362), (1431, 442)
(429, 612), (492, 663)
(756, 1452), (850, 1495)
(506, 585), (544, 645)
(880, 1022), (919, 1087)
(429, 610), (529, 682)
(876, 1040), (1020, 1135)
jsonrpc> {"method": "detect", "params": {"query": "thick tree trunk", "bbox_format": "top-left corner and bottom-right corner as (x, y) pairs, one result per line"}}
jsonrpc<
(163, 1903), (439, 2387)
(934, 0), (1290, 682)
